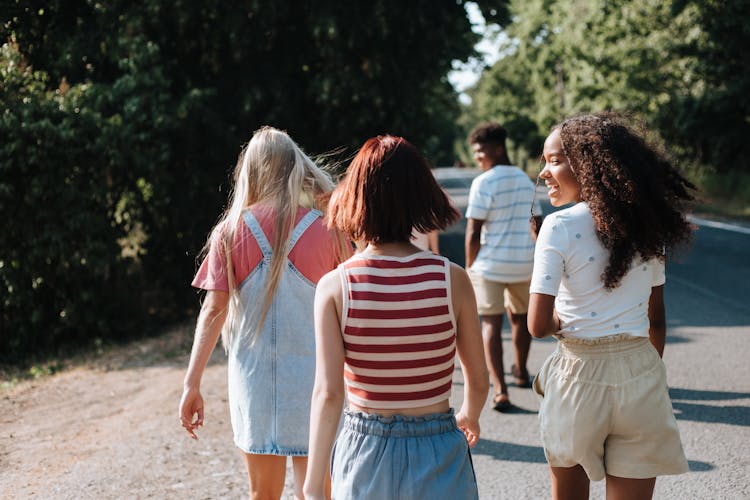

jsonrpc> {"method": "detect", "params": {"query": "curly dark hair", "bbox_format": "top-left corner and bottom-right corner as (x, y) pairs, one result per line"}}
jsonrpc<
(557, 112), (696, 289)
(468, 122), (507, 145)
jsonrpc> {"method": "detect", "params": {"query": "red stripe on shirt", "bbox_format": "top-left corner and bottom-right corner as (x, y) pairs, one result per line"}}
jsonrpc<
(350, 288), (447, 302)
(349, 272), (445, 285)
(344, 321), (454, 337)
(344, 336), (455, 354)
(345, 258), (444, 270)
(347, 305), (449, 320)
(344, 350), (456, 370)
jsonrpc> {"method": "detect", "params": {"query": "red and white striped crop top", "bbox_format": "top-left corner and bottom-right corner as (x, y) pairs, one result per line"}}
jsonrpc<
(338, 251), (457, 410)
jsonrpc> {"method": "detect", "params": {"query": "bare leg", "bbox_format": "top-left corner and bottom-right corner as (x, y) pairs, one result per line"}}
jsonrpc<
(508, 309), (532, 384)
(481, 314), (507, 401)
(605, 475), (655, 500)
(242, 453), (286, 500)
(550, 465), (590, 500)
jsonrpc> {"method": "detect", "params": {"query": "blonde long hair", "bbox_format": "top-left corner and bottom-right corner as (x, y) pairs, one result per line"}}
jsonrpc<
(208, 126), (336, 349)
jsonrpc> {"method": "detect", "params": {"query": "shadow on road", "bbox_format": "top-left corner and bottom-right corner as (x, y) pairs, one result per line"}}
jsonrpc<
(669, 387), (750, 426)
(493, 405), (537, 415)
(672, 401), (750, 426)
(687, 460), (715, 472)
(670, 388), (750, 401)
(664, 334), (691, 345)
(472, 438), (547, 463)
(472, 440), (716, 472)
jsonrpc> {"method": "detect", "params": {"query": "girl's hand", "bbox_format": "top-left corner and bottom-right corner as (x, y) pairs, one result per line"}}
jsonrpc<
(456, 410), (480, 448)
(179, 386), (204, 440)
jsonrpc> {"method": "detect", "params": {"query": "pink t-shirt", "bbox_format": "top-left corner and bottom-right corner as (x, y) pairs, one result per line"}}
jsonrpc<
(192, 205), (347, 291)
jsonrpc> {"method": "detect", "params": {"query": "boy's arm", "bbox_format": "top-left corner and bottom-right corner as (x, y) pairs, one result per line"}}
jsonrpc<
(465, 218), (484, 268)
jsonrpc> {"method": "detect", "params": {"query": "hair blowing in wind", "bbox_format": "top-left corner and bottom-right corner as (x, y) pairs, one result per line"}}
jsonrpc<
(557, 112), (696, 289)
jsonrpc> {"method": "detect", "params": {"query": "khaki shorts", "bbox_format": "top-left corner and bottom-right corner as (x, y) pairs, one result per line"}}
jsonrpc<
(468, 271), (529, 315)
(533, 334), (689, 481)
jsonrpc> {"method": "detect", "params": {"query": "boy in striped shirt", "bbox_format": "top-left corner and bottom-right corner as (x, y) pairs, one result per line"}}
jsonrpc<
(465, 122), (540, 412)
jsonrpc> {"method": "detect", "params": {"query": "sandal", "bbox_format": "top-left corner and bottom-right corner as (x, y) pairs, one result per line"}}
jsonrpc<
(492, 393), (511, 412)
(511, 364), (532, 388)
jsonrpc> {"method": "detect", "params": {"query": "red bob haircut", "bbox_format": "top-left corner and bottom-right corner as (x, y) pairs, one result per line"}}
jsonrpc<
(327, 135), (460, 243)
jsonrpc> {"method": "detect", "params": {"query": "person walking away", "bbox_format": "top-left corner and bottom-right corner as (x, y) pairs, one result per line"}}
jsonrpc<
(528, 112), (692, 499)
(178, 126), (349, 499)
(465, 122), (540, 411)
(303, 135), (489, 500)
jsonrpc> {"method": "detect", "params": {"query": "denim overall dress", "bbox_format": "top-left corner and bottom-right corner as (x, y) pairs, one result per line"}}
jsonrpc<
(227, 208), (321, 455)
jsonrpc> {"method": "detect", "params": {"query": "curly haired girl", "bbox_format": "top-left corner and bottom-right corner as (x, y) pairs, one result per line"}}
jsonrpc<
(528, 112), (694, 499)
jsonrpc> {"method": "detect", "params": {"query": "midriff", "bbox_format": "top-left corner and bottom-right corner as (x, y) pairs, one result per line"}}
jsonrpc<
(348, 399), (450, 417)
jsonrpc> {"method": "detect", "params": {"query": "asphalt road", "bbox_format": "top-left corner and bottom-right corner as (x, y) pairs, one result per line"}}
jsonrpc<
(438, 172), (750, 499)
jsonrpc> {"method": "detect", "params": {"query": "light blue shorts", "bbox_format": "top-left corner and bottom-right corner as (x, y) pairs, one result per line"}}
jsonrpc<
(331, 409), (478, 500)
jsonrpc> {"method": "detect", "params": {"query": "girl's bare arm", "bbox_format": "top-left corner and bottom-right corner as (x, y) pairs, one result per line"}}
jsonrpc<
(451, 263), (489, 447)
(179, 290), (229, 439)
(304, 271), (346, 500)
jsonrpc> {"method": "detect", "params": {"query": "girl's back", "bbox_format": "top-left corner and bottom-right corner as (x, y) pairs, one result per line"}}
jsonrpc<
(531, 202), (663, 339)
(338, 251), (457, 412)
(193, 205), (340, 294)
(192, 203), (344, 454)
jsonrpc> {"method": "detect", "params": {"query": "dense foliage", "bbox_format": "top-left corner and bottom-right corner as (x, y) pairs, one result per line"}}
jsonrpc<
(1, 0), (506, 364)
(462, 0), (750, 176)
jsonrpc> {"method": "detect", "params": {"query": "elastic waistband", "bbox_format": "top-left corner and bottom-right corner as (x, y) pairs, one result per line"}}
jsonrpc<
(555, 333), (651, 357)
(342, 408), (457, 438)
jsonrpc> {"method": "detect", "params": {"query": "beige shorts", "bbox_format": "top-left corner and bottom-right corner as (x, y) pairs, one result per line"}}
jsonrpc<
(533, 334), (689, 481)
(468, 271), (529, 315)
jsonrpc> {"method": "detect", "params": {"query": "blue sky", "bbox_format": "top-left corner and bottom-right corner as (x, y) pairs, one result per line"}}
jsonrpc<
(448, 2), (505, 104)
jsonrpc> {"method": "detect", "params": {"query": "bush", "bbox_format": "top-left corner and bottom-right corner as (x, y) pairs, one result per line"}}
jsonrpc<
(0, 40), (175, 363)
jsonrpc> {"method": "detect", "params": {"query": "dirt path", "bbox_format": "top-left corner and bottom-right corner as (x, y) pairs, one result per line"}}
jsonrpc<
(1, 324), (296, 499)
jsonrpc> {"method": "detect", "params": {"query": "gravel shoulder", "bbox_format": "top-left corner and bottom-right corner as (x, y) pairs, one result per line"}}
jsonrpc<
(1, 323), (265, 499)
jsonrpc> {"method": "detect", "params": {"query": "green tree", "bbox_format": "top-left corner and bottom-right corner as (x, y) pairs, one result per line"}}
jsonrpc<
(464, 0), (750, 175)
(2, 0), (512, 363)
(0, 40), (173, 359)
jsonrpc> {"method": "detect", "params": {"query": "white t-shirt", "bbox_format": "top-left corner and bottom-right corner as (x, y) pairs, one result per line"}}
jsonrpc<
(465, 165), (540, 283)
(530, 202), (665, 339)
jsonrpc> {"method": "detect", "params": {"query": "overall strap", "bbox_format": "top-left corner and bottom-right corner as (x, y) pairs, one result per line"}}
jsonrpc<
(242, 210), (273, 260)
(242, 208), (322, 260)
(287, 209), (322, 252)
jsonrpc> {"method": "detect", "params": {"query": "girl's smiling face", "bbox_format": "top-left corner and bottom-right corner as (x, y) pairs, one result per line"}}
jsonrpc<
(540, 129), (581, 207)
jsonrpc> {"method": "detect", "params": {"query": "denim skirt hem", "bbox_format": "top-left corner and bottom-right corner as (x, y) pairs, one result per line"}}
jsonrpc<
(235, 440), (309, 456)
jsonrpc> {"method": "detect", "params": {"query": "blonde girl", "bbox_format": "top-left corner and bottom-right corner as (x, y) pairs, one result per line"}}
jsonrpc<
(179, 126), (349, 499)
